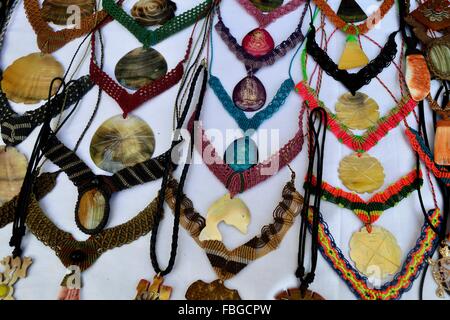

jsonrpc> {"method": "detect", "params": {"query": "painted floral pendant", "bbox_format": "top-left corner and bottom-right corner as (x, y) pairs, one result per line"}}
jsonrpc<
(135, 275), (172, 300)
(89, 114), (155, 173)
(275, 288), (325, 300)
(249, 0), (283, 12)
(338, 153), (385, 194)
(185, 279), (241, 300)
(428, 244), (450, 298)
(1, 53), (64, 104)
(335, 92), (380, 130)
(0, 146), (27, 206)
(131, 0), (177, 26)
(0, 256), (32, 300)
(232, 75), (267, 112)
(199, 194), (251, 242)
(242, 28), (275, 57)
(410, 0), (450, 31)
(349, 226), (402, 279)
(114, 47), (168, 90)
(224, 136), (258, 172)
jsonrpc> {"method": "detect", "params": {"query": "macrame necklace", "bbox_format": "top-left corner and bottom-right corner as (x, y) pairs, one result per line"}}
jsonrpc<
(214, 5), (307, 111)
(236, 0), (305, 28)
(311, 0), (395, 70)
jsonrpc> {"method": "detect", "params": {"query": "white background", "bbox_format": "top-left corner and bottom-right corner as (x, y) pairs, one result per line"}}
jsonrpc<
(0, 0), (444, 300)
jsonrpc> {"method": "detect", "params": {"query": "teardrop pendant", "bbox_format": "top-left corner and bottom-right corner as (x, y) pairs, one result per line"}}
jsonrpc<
(338, 35), (369, 70)
(337, 0), (367, 23)
(232, 75), (267, 112)
(224, 137), (258, 172)
(242, 28), (275, 57)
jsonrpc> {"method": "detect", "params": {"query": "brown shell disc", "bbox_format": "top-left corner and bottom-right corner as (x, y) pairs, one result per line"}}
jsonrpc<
(1, 53), (64, 104)
(232, 75), (267, 112)
(338, 153), (385, 194)
(41, 0), (95, 25)
(335, 92), (380, 130)
(89, 115), (155, 173)
(131, 0), (176, 26)
(0, 147), (28, 205)
(114, 47), (168, 90)
(275, 288), (325, 300)
(185, 280), (241, 300)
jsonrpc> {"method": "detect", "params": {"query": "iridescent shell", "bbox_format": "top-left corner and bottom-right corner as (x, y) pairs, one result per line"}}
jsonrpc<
(405, 53), (431, 101)
(338, 35), (369, 70)
(427, 42), (450, 80)
(131, 0), (176, 26)
(249, 0), (283, 12)
(335, 92), (380, 130)
(1, 53), (64, 104)
(242, 28), (275, 57)
(224, 137), (258, 172)
(41, 0), (95, 26)
(89, 115), (155, 173)
(114, 47), (168, 90)
(232, 76), (266, 112)
(76, 189), (107, 232)
(0, 147), (27, 205)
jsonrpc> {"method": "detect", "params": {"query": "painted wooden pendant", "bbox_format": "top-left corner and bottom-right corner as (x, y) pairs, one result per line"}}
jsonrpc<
(89, 115), (155, 173)
(114, 47), (168, 90)
(338, 153), (385, 193)
(75, 188), (108, 233)
(349, 226), (401, 279)
(232, 75), (266, 112)
(338, 35), (369, 70)
(275, 288), (325, 300)
(131, 0), (176, 26)
(427, 41), (450, 81)
(185, 280), (241, 300)
(335, 92), (380, 130)
(337, 0), (367, 23)
(434, 119), (450, 165)
(1, 53), (64, 104)
(135, 275), (172, 300)
(0, 256), (32, 300)
(410, 0), (450, 31)
(405, 53), (431, 101)
(242, 28), (275, 57)
(199, 194), (251, 242)
(249, 0), (283, 12)
(224, 136), (258, 172)
(428, 244), (450, 298)
(0, 147), (27, 206)
(41, 0), (95, 25)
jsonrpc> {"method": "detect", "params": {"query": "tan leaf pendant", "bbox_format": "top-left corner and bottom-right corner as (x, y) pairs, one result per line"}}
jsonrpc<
(185, 279), (241, 300)
(135, 275), (172, 300)
(0, 256), (32, 300)
(349, 226), (402, 279)
(338, 153), (385, 193)
(275, 288), (325, 300)
(199, 194), (251, 242)
(0, 146), (28, 206)
(338, 35), (369, 70)
(428, 244), (450, 298)
(335, 92), (380, 130)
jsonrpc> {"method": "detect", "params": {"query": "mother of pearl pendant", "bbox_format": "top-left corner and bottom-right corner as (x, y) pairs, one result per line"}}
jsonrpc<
(224, 137), (258, 172)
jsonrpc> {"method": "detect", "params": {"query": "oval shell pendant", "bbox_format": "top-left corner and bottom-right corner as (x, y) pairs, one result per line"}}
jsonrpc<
(89, 115), (155, 173)
(131, 0), (176, 26)
(427, 42), (450, 81)
(405, 53), (431, 101)
(242, 28), (275, 57)
(114, 47), (168, 90)
(224, 137), (258, 172)
(249, 0), (283, 12)
(0, 147), (27, 205)
(335, 92), (379, 130)
(41, 0), (95, 25)
(338, 153), (385, 193)
(199, 194), (251, 242)
(350, 226), (402, 279)
(232, 76), (266, 112)
(1, 53), (64, 104)
(185, 280), (241, 300)
(75, 188), (108, 234)
(275, 288), (325, 300)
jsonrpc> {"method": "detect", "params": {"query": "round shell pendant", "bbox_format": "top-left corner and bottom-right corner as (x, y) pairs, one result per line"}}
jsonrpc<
(76, 188), (108, 234)
(41, 0), (95, 25)
(0, 147), (27, 205)
(350, 226), (402, 279)
(335, 92), (380, 130)
(427, 41), (450, 80)
(275, 288), (325, 300)
(338, 153), (385, 193)
(232, 76), (266, 112)
(249, 0), (283, 12)
(1, 53), (64, 104)
(242, 28), (275, 57)
(224, 137), (258, 172)
(89, 115), (155, 173)
(114, 47), (168, 90)
(131, 0), (176, 26)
